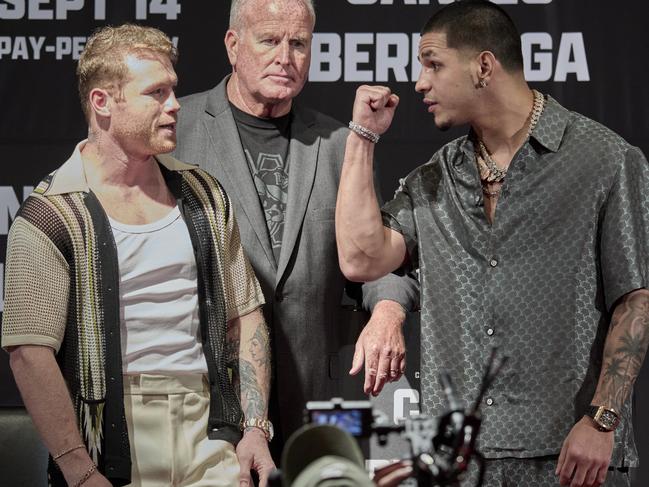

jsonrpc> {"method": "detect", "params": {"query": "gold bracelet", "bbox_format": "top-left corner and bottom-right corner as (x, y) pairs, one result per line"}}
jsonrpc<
(72, 463), (97, 487)
(52, 444), (85, 461)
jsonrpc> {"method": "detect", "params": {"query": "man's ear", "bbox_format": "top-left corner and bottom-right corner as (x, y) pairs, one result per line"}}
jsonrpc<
(471, 50), (496, 88)
(88, 88), (112, 118)
(224, 29), (240, 67)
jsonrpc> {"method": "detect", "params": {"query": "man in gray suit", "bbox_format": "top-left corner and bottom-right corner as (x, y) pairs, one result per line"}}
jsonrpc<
(174, 0), (418, 458)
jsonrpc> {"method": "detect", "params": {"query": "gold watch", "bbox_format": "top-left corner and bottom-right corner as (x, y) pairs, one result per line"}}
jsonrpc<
(241, 417), (274, 441)
(585, 405), (620, 432)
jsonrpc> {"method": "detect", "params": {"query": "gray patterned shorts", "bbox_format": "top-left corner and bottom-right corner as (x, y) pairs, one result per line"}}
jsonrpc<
(457, 456), (630, 487)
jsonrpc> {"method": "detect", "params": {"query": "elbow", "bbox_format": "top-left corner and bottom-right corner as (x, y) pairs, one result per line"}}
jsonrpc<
(339, 256), (383, 283)
(8, 347), (30, 378)
(8, 345), (54, 373)
(8, 345), (28, 371)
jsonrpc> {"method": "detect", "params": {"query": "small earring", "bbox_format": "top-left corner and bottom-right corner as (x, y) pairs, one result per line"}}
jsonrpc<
(478, 79), (487, 89)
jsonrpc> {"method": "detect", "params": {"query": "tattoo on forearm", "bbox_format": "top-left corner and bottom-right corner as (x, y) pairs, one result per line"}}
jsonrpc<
(225, 338), (240, 369)
(225, 320), (241, 369)
(248, 323), (271, 369)
(599, 290), (649, 410)
(229, 315), (271, 420)
(239, 358), (266, 418)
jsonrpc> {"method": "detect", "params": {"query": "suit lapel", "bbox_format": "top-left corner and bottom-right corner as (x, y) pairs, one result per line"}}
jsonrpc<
(276, 106), (319, 285)
(203, 81), (276, 269)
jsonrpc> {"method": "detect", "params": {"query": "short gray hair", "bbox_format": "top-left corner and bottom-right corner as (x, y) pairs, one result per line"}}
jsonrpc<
(229, 0), (316, 30)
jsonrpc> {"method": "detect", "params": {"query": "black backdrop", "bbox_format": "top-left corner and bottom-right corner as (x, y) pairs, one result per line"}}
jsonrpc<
(1, 0), (648, 482)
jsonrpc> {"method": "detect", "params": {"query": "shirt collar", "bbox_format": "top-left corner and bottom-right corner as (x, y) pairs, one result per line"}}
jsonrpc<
(44, 139), (197, 196)
(460, 93), (570, 158)
(529, 94), (570, 153)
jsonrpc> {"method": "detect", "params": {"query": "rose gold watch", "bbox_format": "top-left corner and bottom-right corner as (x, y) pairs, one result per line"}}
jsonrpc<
(585, 405), (620, 432)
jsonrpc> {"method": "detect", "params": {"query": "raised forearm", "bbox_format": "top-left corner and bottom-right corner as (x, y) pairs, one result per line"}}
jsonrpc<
(226, 308), (271, 420)
(9, 345), (99, 484)
(336, 133), (404, 281)
(592, 288), (649, 411)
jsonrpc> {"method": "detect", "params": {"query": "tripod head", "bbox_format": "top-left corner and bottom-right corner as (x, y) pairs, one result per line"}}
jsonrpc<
(374, 348), (508, 487)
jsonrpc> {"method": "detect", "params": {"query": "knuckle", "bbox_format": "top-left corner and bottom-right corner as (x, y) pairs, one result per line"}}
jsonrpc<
(381, 346), (393, 356)
(571, 448), (584, 461)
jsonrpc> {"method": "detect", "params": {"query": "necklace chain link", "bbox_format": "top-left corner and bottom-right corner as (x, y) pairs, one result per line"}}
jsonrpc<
(476, 89), (546, 186)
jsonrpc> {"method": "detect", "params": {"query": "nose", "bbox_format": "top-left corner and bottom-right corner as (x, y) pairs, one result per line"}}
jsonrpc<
(415, 67), (431, 94)
(167, 90), (180, 113)
(275, 40), (290, 66)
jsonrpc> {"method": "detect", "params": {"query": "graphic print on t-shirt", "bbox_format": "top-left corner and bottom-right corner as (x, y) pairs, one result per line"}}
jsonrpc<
(244, 149), (289, 256)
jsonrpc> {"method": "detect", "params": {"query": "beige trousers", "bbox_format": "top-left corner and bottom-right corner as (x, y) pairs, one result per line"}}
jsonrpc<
(123, 374), (239, 487)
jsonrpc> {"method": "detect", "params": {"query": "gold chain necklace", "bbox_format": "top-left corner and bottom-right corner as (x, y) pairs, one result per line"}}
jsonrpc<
(482, 186), (501, 197)
(476, 89), (545, 185)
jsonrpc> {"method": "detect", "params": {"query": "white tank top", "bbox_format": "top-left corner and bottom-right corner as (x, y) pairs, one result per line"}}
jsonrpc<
(110, 206), (208, 375)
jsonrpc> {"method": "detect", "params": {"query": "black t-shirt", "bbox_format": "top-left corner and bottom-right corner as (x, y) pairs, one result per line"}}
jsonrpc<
(230, 103), (291, 262)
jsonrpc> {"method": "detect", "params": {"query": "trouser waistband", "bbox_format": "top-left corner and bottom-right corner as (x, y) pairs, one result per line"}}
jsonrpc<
(123, 374), (208, 395)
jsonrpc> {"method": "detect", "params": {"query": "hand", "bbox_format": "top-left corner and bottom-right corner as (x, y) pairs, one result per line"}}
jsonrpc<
(373, 459), (413, 487)
(556, 416), (614, 487)
(351, 85), (400, 136)
(236, 427), (276, 487)
(349, 300), (406, 396)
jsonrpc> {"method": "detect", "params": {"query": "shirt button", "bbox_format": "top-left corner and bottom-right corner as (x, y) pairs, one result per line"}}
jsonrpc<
(489, 258), (498, 267)
(486, 397), (494, 406)
(486, 328), (495, 336)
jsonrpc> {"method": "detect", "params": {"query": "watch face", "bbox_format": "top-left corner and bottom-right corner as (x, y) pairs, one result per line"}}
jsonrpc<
(592, 406), (619, 431)
(600, 410), (618, 429)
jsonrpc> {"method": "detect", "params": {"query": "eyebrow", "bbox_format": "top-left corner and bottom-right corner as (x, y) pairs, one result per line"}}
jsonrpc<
(144, 78), (178, 91)
(418, 49), (440, 63)
(419, 48), (439, 59)
(257, 31), (277, 39)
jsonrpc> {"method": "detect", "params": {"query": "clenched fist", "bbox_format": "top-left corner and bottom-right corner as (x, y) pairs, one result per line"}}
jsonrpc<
(351, 85), (400, 136)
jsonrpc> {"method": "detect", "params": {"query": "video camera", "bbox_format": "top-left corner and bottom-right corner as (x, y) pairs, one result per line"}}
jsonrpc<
(305, 398), (373, 438)
(301, 348), (508, 487)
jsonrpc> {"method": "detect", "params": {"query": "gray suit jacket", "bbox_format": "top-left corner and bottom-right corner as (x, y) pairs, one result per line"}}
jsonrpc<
(174, 77), (418, 444)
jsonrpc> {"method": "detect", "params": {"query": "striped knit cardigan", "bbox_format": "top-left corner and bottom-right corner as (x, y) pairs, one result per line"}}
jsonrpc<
(11, 163), (244, 486)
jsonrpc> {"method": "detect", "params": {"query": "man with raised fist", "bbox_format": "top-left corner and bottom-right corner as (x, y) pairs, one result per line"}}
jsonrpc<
(335, 2), (649, 486)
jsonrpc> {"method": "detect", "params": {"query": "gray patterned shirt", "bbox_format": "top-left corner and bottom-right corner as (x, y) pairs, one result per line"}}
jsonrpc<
(382, 95), (648, 465)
